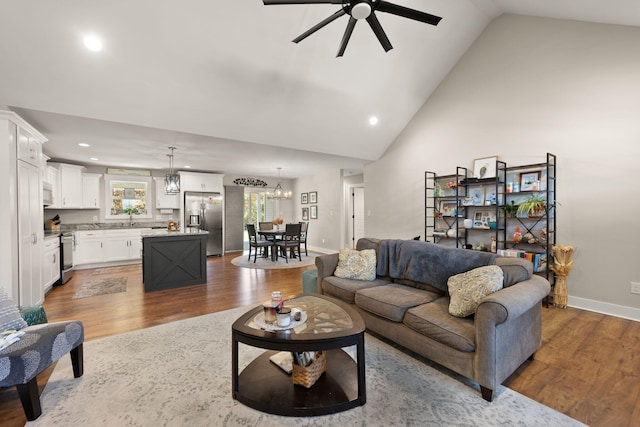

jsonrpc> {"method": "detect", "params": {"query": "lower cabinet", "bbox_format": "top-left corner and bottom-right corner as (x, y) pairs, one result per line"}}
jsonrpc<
(75, 229), (150, 266)
(42, 237), (61, 290)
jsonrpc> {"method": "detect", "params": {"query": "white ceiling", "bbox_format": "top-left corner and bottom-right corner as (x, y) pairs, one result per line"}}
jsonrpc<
(1, 0), (639, 179)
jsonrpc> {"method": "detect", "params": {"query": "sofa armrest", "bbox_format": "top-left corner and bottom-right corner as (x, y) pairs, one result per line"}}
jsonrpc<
(476, 275), (551, 325)
(473, 275), (550, 391)
(315, 253), (339, 294)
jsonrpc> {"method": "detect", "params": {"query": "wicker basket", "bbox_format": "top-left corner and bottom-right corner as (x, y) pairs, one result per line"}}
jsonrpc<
(292, 351), (326, 388)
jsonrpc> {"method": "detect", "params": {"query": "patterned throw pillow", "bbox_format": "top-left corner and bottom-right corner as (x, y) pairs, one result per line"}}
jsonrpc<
(334, 249), (377, 281)
(0, 288), (28, 332)
(447, 265), (504, 317)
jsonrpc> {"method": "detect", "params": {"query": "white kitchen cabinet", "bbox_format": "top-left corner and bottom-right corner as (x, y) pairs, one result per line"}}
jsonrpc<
(154, 177), (179, 209)
(179, 171), (223, 192)
(0, 111), (46, 303)
(17, 126), (42, 167)
(17, 160), (44, 306)
(51, 163), (84, 208)
(75, 228), (150, 266)
(44, 165), (60, 208)
(42, 236), (61, 290)
(82, 173), (102, 209)
(74, 230), (106, 265)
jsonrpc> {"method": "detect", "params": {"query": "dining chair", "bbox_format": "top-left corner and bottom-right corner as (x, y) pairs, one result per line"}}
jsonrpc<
(258, 222), (273, 231)
(246, 224), (274, 263)
(298, 221), (309, 256)
(276, 223), (302, 263)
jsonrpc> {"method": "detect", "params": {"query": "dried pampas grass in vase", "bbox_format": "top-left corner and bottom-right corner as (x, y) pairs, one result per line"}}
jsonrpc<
(550, 245), (575, 308)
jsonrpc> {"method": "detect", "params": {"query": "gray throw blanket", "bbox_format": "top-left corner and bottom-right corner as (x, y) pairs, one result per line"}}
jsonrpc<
(377, 240), (497, 293)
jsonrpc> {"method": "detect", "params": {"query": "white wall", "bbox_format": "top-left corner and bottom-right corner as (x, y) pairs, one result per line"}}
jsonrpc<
(294, 169), (344, 253)
(365, 14), (640, 319)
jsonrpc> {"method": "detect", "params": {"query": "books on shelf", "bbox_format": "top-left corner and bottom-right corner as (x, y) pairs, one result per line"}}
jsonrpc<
(497, 249), (547, 272)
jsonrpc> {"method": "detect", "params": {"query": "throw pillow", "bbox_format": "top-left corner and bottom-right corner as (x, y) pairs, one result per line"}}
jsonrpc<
(447, 265), (504, 317)
(0, 287), (28, 332)
(334, 249), (377, 281)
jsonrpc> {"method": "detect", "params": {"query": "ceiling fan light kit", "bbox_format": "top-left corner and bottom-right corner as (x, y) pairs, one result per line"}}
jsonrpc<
(263, 0), (442, 57)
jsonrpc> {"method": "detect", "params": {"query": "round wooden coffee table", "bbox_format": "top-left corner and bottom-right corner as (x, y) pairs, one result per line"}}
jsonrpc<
(231, 293), (366, 416)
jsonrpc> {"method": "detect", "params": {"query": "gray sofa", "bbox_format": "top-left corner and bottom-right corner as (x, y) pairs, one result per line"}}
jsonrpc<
(315, 238), (550, 401)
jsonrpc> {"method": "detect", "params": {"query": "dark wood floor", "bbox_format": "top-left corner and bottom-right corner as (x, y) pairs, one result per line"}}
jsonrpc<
(1, 254), (638, 426)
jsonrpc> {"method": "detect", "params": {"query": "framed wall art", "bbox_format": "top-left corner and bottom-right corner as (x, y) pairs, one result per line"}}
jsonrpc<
(310, 205), (318, 219)
(520, 171), (541, 192)
(309, 191), (317, 204)
(301, 207), (309, 221)
(301, 193), (308, 204)
(472, 156), (498, 179)
(439, 200), (458, 217)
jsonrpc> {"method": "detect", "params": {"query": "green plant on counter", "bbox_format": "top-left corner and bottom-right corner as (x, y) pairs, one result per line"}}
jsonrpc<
(123, 207), (139, 215)
(516, 195), (546, 218)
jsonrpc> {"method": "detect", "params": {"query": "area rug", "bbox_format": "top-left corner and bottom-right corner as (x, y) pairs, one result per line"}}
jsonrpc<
(29, 306), (584, 427)
(92, 265), (140, 275)
(231, 252), (317, 270)
(71, 277), (127, 300)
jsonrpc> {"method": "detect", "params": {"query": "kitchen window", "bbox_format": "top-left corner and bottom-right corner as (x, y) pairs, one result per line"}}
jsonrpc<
(104, 175), (152, 219)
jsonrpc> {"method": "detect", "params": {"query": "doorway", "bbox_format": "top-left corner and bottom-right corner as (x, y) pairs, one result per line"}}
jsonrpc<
(349, 187), (365, 248)
(243, 190), (275, 249)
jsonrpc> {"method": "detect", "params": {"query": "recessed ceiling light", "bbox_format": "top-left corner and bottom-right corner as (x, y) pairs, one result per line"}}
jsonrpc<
(83, 35), (103, 52)
(184, 165), (191, 169)
(89, 157), (99, 161)
(78, 143), (91, 147)
(369, 116), (379, 126)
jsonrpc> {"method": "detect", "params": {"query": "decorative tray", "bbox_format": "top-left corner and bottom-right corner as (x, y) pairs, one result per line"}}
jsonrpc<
(253, 310), (307, 331)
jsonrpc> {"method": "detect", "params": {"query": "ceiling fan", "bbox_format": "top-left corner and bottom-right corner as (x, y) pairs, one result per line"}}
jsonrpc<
(263, 0), (442, 57)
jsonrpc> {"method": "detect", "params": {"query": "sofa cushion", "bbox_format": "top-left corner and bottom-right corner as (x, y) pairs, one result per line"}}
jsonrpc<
(403, 298), (476, 352)
(494, 257), (533, 287)
(448, 265), (504, 317)
(0, 288), (28, 332)
(322, 276), (389, 304)
(334, 248), (377, 281)
(355, 284), (440, 322)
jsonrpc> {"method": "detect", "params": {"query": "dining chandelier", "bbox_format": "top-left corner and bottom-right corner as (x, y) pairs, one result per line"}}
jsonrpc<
(164, 146), (180, 194)
(267, 167), (292, 199)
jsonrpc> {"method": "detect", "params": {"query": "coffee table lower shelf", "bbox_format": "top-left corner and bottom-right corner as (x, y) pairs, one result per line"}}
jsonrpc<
(235, 349), (360, 416)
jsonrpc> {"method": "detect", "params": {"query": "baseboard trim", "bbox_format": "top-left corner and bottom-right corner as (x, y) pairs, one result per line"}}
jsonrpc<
(568, 296), (640, 322)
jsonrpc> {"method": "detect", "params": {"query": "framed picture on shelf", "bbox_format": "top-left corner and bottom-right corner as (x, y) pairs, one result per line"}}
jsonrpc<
(310, 205), (318, 219)
(472, 156), (498, 179)
(520, 171), (541, 191)
(439, 200), (458, 217)
(309, 191), (317, 203)
(301, 207), (309, 221)
(301, 193), (308, 204)
(470, 187), (485, 206)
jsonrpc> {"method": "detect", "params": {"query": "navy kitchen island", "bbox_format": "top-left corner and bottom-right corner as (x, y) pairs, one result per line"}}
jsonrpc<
(141, 230), (208, 292)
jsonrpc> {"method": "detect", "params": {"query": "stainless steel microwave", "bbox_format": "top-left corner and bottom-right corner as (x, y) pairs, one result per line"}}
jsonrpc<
(43, 182), (53, 206)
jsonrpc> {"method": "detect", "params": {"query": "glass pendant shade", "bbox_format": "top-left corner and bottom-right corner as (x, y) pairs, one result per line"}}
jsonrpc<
(268, 168), (292, 199)
(164, 147), (180, 194)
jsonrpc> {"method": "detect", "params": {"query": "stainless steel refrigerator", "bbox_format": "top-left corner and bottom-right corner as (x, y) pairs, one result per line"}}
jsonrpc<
(184, 192), (223, 256)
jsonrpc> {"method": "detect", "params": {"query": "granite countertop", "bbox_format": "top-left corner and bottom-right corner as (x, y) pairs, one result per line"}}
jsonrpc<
(141, 229), (209, 237)
(44, 231), (62, 239)
(57, 222), (174, 231)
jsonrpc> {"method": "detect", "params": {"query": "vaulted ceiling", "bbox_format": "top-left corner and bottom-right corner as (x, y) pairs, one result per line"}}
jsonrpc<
(2, 1), (639, 178)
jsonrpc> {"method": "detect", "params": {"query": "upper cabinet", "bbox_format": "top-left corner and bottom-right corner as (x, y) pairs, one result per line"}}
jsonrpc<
(179, 171), (223, 193)
(56, 163), (84, 208)
(154, 177), (179, 209)
(17, 126), (42, 167)
(82, 173), (102, 209)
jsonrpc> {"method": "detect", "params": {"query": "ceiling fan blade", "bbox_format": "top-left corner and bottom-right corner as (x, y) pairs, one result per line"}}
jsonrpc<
(337, 17), (357, 57)
(366, 12), (393, 52)
(376, 1), (442, 26)
(292, 9), (346, 43)
(263, 0), (342, 4)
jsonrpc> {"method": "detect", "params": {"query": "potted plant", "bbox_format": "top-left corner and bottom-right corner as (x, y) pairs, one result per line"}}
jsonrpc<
(123, 207), (139, 227)
(503, 200), (517, 218)
(516, 195), (546, 218)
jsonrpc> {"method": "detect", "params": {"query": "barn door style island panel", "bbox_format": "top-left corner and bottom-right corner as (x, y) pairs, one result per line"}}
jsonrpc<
(141, 230), (208, 292)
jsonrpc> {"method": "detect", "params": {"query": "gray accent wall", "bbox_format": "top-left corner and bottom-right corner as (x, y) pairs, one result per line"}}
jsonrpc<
(364, 14), (640, 319)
